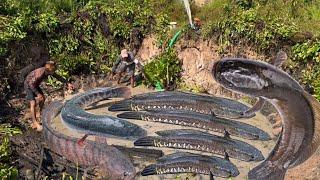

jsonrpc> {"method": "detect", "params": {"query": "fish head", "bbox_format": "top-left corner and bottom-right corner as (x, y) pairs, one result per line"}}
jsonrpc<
(212, 58), (303, 98)
(213, 58), (273, 97)
(101, 150), (136, 180)
(210, 163), (240, 178)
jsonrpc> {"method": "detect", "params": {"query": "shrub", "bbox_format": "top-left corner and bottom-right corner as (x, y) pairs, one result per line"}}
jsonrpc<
(143, 49), (182, 89)
(0, 124), (21, 179)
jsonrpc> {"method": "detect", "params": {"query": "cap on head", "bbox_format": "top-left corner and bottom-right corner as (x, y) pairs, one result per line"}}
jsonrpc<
(194, 17), (201, 22)
(121, 49), (129, 58)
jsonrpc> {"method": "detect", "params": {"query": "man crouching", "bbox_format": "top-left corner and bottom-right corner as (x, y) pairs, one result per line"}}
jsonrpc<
(24, 61), (73, 131)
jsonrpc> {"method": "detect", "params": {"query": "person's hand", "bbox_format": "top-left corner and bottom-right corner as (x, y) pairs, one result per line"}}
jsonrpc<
(37, 94), (44, 101)
(109, 72), (115, 80)
(67, 83), (74, 90)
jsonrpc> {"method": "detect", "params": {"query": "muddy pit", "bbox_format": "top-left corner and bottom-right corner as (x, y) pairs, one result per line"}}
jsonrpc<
(47, 86), (276, 180)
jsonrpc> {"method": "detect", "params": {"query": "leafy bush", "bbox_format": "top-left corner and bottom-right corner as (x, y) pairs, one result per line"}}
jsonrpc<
(0, 124), (21, 179)
(291, 40), (320, 100)
(202, 3), (297, 50)
(34, 12), (59, 33)
(292, 41), (320, 63)
(143, 49), (182, 89)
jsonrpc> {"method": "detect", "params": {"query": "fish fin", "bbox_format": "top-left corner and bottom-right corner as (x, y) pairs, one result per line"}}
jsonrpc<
(209, 171), (215, 180)
(134, 137), (156, 147)
(224, 129), (231, 139)
(77, 134), (89, 146)
(248, 160), (286, 180)
(117, 111), (143, 120)
(273, 50), (287, 67)
(108, 100), (132, 111)
(224, 151), (230, 161)
(290, 92), (320, 167)
(141, 164), (157, 176)
(240, 97), (264, 118)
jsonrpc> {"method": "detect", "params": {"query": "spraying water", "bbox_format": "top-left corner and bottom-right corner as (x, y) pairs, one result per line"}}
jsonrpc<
(182, 0), (194, 28)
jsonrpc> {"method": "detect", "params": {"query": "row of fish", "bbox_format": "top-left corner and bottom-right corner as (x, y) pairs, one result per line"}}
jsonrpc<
(106, 90), (269, 178)
(55, 86), (269, 179)
(108, 90), (254, 119)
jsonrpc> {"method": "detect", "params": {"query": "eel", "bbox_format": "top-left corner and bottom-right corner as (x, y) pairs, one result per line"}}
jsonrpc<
(108, 91), (254, 119)
(42, 100), (135, 180)
(60, 87), (146, 138)
(141, 152), (239, 178)
(212, 58), (320, 179)
(117, 110), (270, 140)
(134, 129), (264, 162)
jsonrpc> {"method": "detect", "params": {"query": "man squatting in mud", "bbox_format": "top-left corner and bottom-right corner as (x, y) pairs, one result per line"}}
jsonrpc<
(110, 49), (141, 88)
(24, 61), (74, 131)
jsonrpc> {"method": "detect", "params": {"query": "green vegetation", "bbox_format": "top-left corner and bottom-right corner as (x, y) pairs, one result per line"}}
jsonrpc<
(143, 49), (182, 89)
(291, 41), (320, 99)
(0, 124), (21, 179)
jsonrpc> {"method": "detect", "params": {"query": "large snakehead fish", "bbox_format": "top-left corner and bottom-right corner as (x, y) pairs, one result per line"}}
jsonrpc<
(42, 100), (135, 180)
(61, 87), (146, 138)
(213, 58), (320, 179)
(118, 110), (270, 140)
(134, 129), (264, 162)
(109, 91), (253, 118)
(141, 152), (239, 178)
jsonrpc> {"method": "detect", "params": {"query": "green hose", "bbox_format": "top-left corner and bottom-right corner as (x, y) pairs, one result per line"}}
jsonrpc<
(168, 30), (182, 48)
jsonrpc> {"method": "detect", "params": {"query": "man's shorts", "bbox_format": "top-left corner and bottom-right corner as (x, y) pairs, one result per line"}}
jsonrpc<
(25, 85), (43, 101)
(115, 62), (135, 77)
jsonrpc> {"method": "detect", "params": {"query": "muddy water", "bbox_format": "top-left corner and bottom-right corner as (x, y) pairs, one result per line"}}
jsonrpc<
(51, 86), (276, 180)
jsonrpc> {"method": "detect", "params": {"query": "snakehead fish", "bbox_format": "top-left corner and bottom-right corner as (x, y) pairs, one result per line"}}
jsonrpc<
(42, 100), (135, 180)
(134, 129), (264, 162)
(141, 152), (239, 178)
(213, 58), (320, 179)
(118, 110), (270, 140)
(60, 87), (146, 138)
(108, 91), (253, 118)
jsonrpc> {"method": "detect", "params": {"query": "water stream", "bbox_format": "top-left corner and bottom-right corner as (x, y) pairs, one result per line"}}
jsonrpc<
(182, 0), (194, 27)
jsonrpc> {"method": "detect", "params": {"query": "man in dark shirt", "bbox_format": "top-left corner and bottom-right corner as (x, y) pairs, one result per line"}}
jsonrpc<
(24, 61), (73, 131)
(111, 49), (136, 87)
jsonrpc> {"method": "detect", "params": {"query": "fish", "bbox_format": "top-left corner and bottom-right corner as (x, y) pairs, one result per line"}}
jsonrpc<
(60, 87), (146, 138)
(141, 152), (239, 178)
(134, 129), (264, 162)
(238, 50), (288, 118)
(108, 91), (254, 118)
(42, 100), (135, 180)
(212, 58), (320, 179)
(117, 110), (270, 140)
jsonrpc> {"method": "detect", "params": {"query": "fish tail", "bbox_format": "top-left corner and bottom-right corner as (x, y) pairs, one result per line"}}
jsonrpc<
(141, 164), (157, 176)
(248, 161), (286, 180)
(134, 137), (156, 146)
(117, 111), (143, 120)
(108, 100), (132, 111)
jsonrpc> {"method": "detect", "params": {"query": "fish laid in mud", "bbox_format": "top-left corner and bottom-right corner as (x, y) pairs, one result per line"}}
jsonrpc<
(42, 100), (135, 180)
(118, 110), (270, 140)
(134, 129), (264, 162)
(213, 58), (320, 179)
(60, 87), (146, 138)
(108, 91), (253, 118)
(141, 152), (239, 178)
